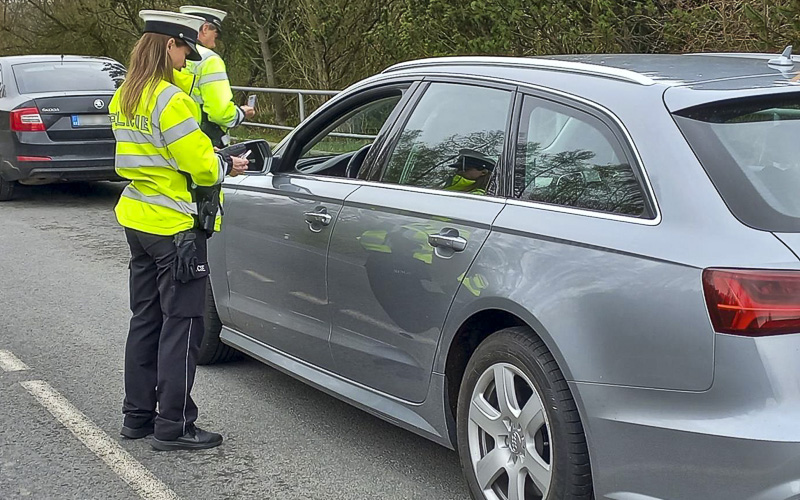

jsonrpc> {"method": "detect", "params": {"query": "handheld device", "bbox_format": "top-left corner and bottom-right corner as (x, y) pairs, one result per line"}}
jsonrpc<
(247, 94), (257, 108)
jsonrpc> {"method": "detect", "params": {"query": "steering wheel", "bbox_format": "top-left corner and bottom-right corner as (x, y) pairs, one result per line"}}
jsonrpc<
(345, 144), (372, 179)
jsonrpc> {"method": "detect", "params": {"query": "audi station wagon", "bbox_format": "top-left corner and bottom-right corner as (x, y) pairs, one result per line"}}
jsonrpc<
(201, 51), (800, 500)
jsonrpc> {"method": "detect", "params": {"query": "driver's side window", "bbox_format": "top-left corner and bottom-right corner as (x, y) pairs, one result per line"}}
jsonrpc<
(296, 93), (403, 178)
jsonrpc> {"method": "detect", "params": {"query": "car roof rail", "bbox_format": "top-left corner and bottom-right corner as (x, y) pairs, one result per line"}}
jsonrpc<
(685, 50), (799, 62)
(383, 56), (656, 86)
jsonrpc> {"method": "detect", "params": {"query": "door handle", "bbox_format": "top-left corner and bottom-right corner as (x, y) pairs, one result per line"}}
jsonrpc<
(304, 207), (332, 232)
(304, 211), (332, 225)
(428, 228), (467, 252)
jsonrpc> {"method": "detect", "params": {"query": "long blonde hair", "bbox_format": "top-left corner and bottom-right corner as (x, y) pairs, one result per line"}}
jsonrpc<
(119, 33), (185, 120)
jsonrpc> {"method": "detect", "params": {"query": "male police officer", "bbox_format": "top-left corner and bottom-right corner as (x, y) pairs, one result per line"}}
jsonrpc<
(176, 5), (255, 147)
(442, 148), (496, 195)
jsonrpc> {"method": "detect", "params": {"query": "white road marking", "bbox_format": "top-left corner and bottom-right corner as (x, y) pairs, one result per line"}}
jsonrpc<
(20, 380), (180, 500)
(0, 350), (30, 372)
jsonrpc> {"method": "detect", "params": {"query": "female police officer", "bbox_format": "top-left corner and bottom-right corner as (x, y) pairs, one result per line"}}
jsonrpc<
(110, 10), (247, 450)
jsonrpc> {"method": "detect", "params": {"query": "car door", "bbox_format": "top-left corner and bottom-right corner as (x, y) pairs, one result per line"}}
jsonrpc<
(327, 80), (515, 402)
(222, 83), (414, 369)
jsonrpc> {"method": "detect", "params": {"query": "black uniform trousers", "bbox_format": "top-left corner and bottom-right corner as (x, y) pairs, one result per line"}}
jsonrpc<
(122, 227), (208, 441)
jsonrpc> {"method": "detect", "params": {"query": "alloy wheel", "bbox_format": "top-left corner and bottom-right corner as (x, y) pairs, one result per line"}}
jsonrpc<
(467, 362), (552, 500)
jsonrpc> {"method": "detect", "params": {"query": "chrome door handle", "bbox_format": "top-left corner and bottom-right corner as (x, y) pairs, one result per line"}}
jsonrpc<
(304, 211), (332, 225)
(304, 208), (332, 233)
(428, 229), (467, 252)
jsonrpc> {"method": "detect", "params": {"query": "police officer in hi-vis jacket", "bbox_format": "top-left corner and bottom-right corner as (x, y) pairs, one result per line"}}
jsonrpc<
(110, 9), (248, 451)
(175, 5), (255, 147)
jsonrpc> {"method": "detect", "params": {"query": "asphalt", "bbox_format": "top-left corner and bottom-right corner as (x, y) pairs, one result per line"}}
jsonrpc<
(0, 181), (469, 500)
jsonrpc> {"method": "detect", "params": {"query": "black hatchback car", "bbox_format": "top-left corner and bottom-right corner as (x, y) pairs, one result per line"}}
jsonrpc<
(0, 55), (126, 200)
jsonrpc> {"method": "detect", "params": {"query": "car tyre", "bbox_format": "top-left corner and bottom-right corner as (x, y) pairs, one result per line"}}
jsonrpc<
(198, 281), (241, 365)
(0, 177), (15, 201)
(457, 326), (592, 500)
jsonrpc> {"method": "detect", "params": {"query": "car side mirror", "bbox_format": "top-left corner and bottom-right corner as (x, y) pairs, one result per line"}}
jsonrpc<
(225, 139), (273, 174)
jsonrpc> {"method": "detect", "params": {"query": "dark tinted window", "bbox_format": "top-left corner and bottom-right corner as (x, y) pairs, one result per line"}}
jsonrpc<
(378, 83), (512, 196)
(514, 96), (648, 217)
(674, 95), (800, 232)
(13, 60), (125, 94)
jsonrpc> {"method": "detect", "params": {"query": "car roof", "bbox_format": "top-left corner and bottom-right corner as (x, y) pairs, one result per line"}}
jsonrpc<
(543, 53), (800, 88)
(385, 53), (800, 88)
(382, 53), (800, 111)
(0, 55), (117, 65)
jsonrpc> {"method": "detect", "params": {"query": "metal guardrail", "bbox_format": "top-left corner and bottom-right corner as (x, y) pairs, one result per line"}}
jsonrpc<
(231, 85), (340, 131)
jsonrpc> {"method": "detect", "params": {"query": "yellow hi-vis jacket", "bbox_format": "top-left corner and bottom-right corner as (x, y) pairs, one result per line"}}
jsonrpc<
(110, 79), (226, 236)
(177, 45), (244, 140)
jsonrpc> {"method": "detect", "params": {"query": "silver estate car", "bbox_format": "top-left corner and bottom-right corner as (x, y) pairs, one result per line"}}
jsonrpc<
(202, 52), (800, 500)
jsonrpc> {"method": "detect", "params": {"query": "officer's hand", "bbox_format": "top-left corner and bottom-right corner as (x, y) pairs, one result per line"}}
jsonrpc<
(241, 105), (256, 119)
(229, 156), (248, 177)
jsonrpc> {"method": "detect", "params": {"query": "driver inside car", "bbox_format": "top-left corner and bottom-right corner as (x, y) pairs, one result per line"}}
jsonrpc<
(442, 148), (496, 195)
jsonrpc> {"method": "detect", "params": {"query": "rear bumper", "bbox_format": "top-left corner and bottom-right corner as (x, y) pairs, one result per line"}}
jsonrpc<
(2, 131), (118, 182)
(577, 333), (800, 500)
(0, 157), (119, 182)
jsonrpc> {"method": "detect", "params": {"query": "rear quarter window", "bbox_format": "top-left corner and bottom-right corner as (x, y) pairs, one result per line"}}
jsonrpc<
(674, 94), (800, 232)
(513, 95), (652, 218)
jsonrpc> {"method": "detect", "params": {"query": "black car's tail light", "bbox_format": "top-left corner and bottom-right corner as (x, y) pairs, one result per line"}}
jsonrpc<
(10, 107), (45, 132)
(703, 268), (800, 336)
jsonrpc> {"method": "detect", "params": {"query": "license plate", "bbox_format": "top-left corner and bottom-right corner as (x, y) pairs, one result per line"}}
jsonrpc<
(71, 114), (110, 127)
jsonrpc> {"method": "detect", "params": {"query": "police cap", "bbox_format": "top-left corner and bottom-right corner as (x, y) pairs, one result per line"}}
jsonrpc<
(451, 148), (496, 171)
(139, 10), (206, 61)
(179, 6), (227, 33)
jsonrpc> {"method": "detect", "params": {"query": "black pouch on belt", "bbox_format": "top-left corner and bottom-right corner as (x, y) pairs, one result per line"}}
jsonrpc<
(194, 185), (222, 237)
(172, 231), (207, 283)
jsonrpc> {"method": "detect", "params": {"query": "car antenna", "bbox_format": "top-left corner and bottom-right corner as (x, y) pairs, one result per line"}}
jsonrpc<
(60, 54), (64, 65)
(768, 45), (793, 67)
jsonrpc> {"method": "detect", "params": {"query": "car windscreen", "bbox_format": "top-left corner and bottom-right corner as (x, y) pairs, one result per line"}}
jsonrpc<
(673, 94), (800, 232)
(12, 60), (125, 94)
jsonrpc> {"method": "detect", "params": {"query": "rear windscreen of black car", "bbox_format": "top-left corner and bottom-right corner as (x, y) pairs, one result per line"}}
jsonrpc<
(673, 94), (800, 232)
(12, 60), (125, 94)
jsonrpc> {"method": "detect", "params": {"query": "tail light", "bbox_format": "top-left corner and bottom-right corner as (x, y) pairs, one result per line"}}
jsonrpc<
(703, 269), (800, 336)
(10, 107), (45, 132)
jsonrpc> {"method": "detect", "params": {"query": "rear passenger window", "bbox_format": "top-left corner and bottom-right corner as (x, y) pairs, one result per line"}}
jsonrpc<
(514, 96), (648, 217)
(377, 83), (512, 196)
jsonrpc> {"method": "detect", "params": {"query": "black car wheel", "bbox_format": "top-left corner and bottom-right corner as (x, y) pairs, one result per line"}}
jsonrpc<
(0, 177), (15, 201)
(198, 281), (241, 365)
(457, 326), (593, 500)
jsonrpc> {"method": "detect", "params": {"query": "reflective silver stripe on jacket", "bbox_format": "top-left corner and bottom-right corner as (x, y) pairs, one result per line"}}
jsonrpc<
(162, 117), (199, 146)
(191, 50), (222, 106)
(216, 155), (227, 182)
(116, 153), (179, 170)
(225, 106), (245, 129)
(121, 184), (197, 215)
(198, 72), (229, 86)
(199, 49), (216, 63)
(113, 128), (165, 148)
(150, 85), (183, 135)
